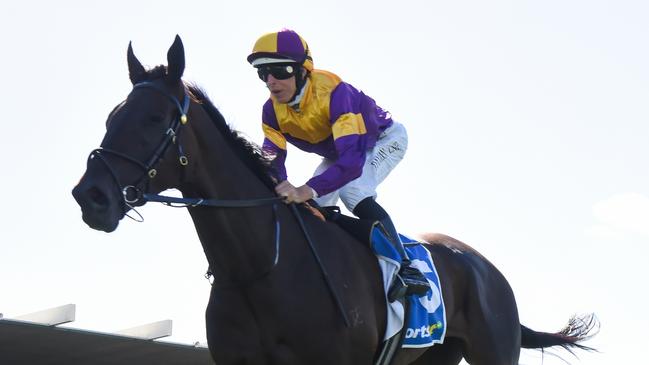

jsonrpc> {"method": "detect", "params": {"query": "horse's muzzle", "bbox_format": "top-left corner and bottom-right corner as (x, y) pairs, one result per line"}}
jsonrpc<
(72, 180), (121, 233)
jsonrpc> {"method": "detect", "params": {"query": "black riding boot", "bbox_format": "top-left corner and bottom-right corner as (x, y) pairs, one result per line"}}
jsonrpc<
(353, 198), (431, 301)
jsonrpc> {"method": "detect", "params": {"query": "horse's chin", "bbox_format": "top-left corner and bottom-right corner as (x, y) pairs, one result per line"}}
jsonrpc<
(81, 211), (121, 233)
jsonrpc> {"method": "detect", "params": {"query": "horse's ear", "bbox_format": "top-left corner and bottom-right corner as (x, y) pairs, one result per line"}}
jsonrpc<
(166, 35), (185, 82)
(127, 42), (146, 85)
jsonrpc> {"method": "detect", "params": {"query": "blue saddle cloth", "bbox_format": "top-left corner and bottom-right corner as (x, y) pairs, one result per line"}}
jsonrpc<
(370, 228), (447, 348)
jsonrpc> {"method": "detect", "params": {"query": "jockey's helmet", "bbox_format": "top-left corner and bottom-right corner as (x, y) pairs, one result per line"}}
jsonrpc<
(247, 29), (314, 71)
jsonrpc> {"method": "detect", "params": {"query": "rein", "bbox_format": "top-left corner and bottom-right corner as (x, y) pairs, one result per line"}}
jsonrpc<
(89, 81), (350, 327)
(143, 193), (282, 208)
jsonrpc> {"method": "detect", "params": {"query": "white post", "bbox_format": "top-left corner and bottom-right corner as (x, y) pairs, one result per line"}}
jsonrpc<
(116, 319), (173, 340)
(13, 304), (76, 326)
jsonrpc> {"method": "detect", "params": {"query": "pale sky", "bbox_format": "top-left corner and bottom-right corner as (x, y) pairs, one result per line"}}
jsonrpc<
(1, 1), (648, 364)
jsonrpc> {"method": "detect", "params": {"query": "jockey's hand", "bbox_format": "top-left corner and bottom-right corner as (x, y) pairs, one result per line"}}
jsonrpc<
(275, 181), (314, 204)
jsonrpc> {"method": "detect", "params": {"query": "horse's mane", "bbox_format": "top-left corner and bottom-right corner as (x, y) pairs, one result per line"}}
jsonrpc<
(141, 65), (277, 190)
(186, 84), (277, 190)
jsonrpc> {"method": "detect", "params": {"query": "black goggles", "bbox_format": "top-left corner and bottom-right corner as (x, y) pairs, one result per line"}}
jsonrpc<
(256, 64), (299, 82)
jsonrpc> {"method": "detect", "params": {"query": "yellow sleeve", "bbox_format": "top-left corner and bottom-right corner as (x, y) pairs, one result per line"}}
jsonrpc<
(262, 123), (287, 150)
(332, 113), (367, 140)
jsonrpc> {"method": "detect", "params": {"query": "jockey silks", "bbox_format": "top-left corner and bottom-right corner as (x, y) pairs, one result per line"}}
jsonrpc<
(261, 69), (394, 197)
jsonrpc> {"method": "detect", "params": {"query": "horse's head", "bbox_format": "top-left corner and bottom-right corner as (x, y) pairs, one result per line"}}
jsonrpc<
(72, 36), (192, 232)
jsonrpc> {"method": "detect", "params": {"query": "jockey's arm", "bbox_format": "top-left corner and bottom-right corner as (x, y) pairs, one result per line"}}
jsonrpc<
(304, 83), (369, 198)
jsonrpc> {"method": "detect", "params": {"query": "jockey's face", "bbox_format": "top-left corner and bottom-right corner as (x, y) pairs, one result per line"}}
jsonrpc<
(265, 74), (296, 104)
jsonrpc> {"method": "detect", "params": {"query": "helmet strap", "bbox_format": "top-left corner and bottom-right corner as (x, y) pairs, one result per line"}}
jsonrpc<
(288, 66), (308, 105)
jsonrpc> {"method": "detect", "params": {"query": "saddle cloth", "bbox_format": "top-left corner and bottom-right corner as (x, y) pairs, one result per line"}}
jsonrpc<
(370, 228), (447, 348)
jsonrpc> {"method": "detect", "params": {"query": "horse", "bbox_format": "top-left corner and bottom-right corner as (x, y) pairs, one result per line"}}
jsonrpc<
(72, 36), (596, 365)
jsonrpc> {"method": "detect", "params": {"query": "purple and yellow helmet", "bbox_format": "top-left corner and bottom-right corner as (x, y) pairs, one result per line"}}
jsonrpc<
(247, 29), (314, 71)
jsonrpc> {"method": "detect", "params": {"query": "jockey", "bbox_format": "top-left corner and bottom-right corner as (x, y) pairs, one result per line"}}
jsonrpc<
(248, 29), (430, 298)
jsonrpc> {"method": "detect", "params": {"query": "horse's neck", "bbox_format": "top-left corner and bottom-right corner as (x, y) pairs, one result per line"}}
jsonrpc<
(180, 105), (279, 282)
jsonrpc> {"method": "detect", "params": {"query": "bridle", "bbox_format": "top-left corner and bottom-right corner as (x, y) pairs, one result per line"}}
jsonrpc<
(88, 81), (283, 210)
(84, 81), (350, 326)
(86, 81), (283, 281)
(88, 81), (191, 211)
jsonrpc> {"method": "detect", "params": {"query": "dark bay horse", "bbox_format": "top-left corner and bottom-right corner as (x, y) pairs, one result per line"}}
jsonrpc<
(72, 36), (596, 365)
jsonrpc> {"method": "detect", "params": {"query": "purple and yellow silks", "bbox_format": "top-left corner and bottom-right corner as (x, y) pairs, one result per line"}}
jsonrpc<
(261, 70), (393, 196)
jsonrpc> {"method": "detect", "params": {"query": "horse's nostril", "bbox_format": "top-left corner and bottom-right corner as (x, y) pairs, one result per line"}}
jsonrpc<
(88, 186), (109, 207)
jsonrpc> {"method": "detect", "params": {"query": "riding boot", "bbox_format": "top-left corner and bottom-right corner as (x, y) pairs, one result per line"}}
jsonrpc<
(353, 198), (431, 301)
(378, 216), (431, 300)
(318, 205), (377, 247)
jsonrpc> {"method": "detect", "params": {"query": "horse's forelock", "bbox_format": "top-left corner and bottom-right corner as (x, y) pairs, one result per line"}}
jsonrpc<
(145, 65), (168, 81)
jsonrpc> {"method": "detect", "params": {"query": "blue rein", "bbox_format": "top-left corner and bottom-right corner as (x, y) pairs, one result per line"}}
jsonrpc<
(142, 193), (282, 208)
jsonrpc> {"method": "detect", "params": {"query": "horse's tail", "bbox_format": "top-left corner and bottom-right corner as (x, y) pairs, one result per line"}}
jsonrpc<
(520, 314), (599, 354)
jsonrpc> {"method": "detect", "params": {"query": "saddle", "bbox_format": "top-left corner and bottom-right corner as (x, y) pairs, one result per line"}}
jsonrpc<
(313, 204), (447, 363)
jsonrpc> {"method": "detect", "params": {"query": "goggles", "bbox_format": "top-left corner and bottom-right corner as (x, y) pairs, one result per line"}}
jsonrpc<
(256, 64), (299, 82)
